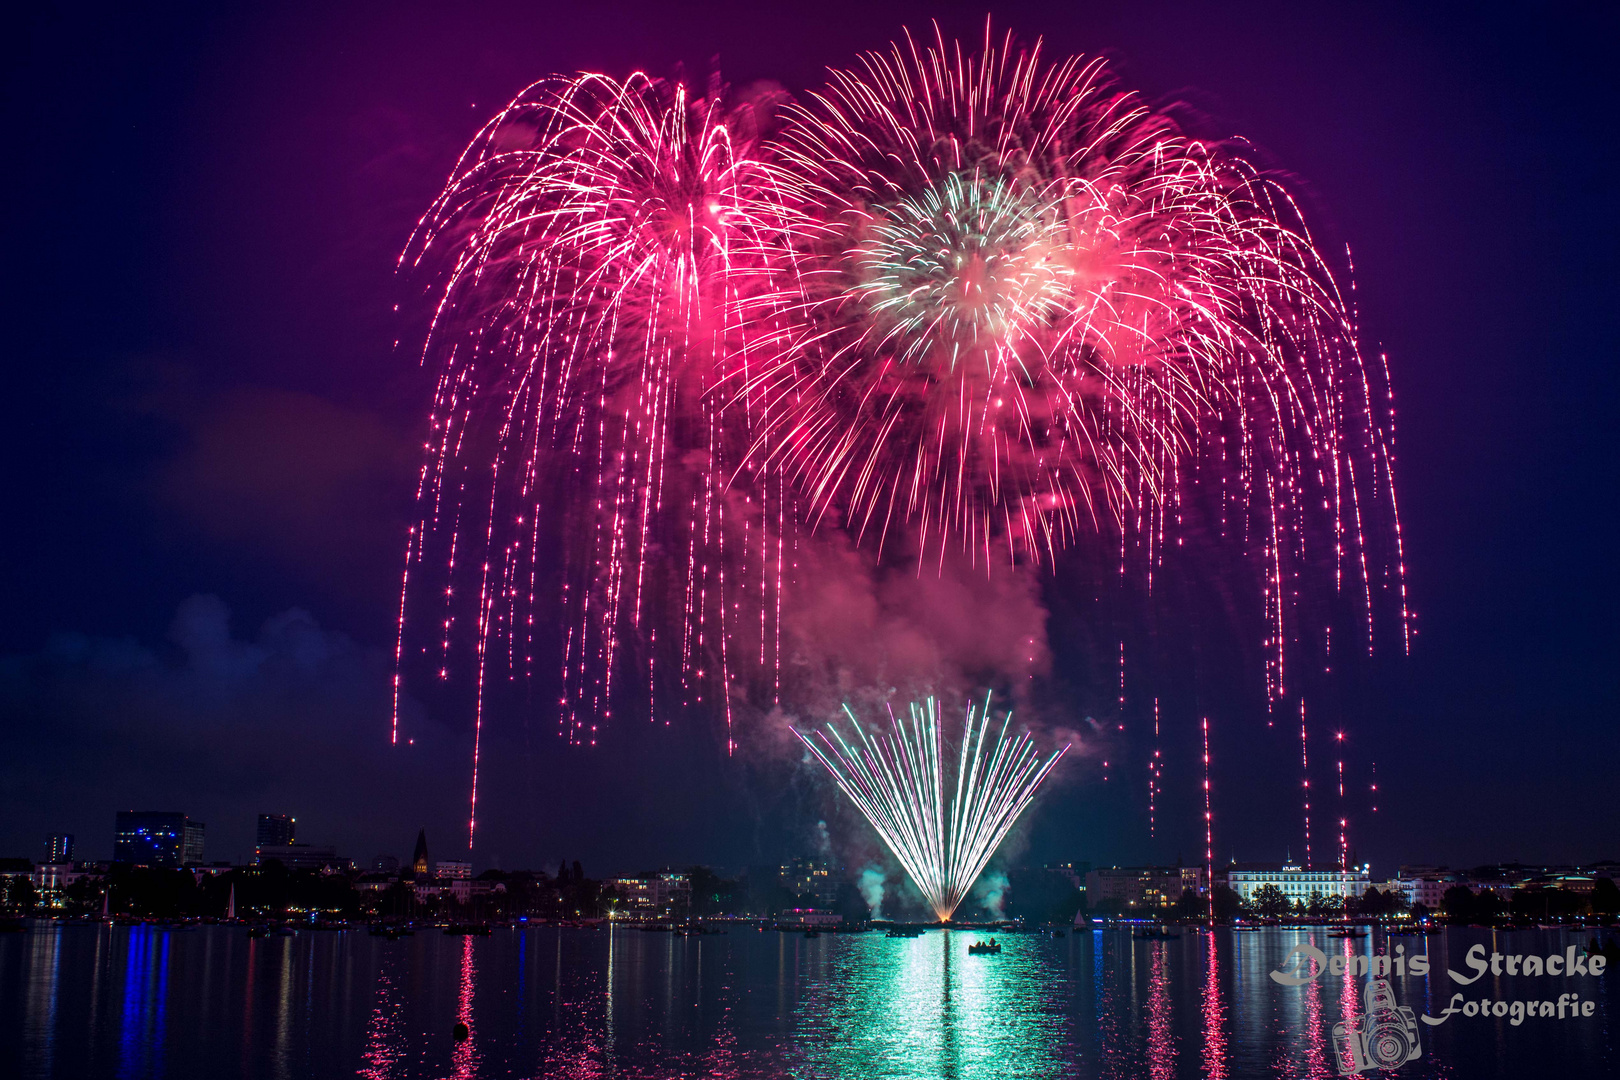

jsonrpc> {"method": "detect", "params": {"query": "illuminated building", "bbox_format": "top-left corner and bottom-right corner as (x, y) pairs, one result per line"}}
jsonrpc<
(606, 870), (692, 916)
(256, 813), (296, 851)
(113, 811), (204, 867)
(1085, 866), (1204, 909)
(47, 834), (74, 863)
(1223, 861), (1370, 903)
(782, 857), (840, 906)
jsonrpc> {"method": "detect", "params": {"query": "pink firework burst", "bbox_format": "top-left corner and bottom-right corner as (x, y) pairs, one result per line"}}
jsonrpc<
(399, 72), (792, 841)
(740, 27), (1405, 693)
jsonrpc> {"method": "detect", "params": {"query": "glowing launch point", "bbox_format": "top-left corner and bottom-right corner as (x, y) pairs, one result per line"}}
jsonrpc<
(794, 694), (1068, 922)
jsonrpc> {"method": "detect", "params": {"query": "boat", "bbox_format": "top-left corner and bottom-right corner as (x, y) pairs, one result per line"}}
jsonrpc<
(885, 926), (924, 938)
(443, 923), (492, 936)
(1133, 926), (1181, 940)
(804, 929), (821, 939)
(968, 940), (1002, 955)
(1326, 927), (1368, 938)
(246, 925), (270, 938)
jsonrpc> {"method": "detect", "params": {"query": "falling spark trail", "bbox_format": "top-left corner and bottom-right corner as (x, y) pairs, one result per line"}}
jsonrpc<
(1202, 715), (1214, 925)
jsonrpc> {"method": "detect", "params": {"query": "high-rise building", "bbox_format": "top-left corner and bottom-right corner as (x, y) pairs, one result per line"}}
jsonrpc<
(256, 813), (296, 850)
(782, 856), (841, 906)
(46, 834), (74, 864)
(114, 812), (205, 867)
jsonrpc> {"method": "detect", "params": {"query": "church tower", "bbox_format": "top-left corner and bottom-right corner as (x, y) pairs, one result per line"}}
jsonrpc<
(412, 829), (429, 875)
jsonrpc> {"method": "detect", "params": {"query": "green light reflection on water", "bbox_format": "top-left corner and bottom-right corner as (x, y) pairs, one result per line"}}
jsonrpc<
(784, 932), (1074, 1079)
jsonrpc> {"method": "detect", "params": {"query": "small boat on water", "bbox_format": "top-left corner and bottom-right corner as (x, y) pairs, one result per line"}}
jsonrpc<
(803, 929), (821, 939)
(443, 923), (492, 936)
(1326, 927), (1368, 938)
(1133, 926), (1180, 940)
(968, 939), (1002, 955)
(885, 926), (924, 938)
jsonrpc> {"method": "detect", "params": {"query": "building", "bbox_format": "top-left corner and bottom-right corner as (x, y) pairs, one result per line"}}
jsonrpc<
(255, 844), (346, 872)
(1393, 867), (1455, 910)
(256, 813), (296, 851)
(114, 812), (204, 867)
(31, 862), (94, 910)
(1043, 862), (1090, 892)
(1224, 862), (1371, 904)
(1086, 866), (1203, 910)
(372, 855), (400, 873)
(782, 857), (841, 906)
(782, 908), (843, 926)
(47, 834), (74, 864)
(412, 830), (430, 875)
(606, 870), (692, 916)
(436, 860), (473, 880)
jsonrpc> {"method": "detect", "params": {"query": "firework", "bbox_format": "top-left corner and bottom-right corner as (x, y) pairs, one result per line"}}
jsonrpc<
(742, 26), (1405, 699)
(794, 695), (1067, 921)
(394, 27), (1409, 858)
(399, 71), (794, 844)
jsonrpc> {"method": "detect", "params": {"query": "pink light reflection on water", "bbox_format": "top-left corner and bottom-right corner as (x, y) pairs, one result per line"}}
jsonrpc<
(358, 947), (404, 1080)
(1146, 941), (1177, 1080)
(1201, 931), (1227, 1080)
(1299, 934), (1334, 1080)
(451, 935), (479, 1079)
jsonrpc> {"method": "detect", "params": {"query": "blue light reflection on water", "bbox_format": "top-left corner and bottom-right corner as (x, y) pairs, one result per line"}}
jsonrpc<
(0, 923), (1615, 1078)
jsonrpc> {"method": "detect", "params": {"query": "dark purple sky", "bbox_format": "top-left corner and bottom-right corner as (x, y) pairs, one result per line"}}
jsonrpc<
(2, 1), (1614, 878)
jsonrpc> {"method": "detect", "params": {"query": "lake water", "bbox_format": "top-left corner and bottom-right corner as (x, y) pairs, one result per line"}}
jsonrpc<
(2, 922), (1615, 1078)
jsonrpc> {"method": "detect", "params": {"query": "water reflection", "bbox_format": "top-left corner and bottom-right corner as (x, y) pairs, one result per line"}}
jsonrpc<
(789, 930), (1074, 1078)
(359, 943), (404, 1080)
(22, 925), (60, 1075)
(117, 926), (169, 1080)
(451, 936), (479, 1079)
(1201, 932), (1227, 1080)
(2, 923), (1616, 1079)
(1297, 934), (1333, 1080)
(1145, 942), (1175, 1080)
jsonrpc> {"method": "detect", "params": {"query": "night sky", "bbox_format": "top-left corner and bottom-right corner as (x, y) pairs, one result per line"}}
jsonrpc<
(3, 2), (1614, 880)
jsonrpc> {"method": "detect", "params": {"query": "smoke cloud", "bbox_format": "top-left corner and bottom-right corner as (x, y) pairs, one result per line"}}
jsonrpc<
(975, 870), (1011, 920)
(857, 864), (886, 919)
